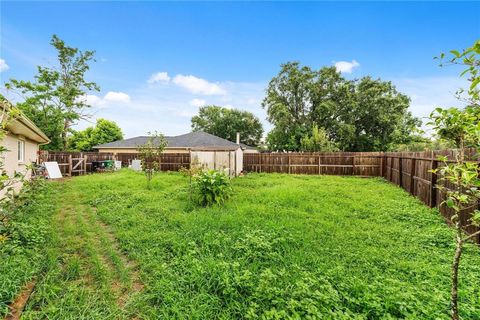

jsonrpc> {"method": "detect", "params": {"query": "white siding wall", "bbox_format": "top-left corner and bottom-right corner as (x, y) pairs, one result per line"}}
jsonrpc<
(191, 149), (243, 177)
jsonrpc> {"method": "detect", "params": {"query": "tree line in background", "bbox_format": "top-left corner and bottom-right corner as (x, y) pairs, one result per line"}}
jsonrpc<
(191, 65), (431, 152)
(0, 34), (472, 154)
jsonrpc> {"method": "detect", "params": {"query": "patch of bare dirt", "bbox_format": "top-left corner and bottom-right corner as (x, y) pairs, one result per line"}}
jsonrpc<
(4, 280), (36, 320)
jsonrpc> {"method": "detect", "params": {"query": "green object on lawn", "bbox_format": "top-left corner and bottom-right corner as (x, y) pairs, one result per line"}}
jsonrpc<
(103, 160), (114, 169)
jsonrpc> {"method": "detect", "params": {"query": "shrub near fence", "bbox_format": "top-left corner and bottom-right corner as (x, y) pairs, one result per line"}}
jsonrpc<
(244, 150), (480, 244)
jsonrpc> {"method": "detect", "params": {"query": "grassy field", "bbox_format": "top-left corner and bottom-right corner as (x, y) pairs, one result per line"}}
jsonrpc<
(1, 170), (480, 319)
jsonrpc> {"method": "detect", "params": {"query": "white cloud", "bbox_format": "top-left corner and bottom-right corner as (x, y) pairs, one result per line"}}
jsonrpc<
(334, 60), (360, 73)
(104, 91), (131, 103)
(71, 80), (269, 138)
(189, 98), (206, 107)
(0, 59), (9, 72)
(173, 74), (226, 95)
(148, 72), (170, 84)
(79, 91), (131, 108)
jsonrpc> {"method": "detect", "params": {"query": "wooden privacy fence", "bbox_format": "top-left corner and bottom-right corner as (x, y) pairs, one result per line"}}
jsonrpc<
(38, 151), (190, 176)
(116, 153), (190, 171)
(244, 152), (383, 176)
(244, 150), (480, 243)
(38, 151), (114, 176)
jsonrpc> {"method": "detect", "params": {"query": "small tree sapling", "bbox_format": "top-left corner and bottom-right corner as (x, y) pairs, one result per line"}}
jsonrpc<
(136, 131), (167, 189)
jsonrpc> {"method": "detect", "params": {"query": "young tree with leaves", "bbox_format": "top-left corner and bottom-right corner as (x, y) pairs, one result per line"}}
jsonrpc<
(136, 131), (167, 189)
(430, 40), (480, 320)
(5, 35), (99, 150)
(191, 105), (263, 146)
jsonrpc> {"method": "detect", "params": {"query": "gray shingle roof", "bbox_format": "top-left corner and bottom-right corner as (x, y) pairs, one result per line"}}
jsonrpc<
(93, 131), (255, 150)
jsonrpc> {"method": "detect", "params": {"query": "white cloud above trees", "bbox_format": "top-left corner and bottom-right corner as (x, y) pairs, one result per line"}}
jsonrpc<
(334, 60), (360, 73)
(172, 74), (226, 95)
(189, 98), (206, 107)
(0, 59), (9, 72)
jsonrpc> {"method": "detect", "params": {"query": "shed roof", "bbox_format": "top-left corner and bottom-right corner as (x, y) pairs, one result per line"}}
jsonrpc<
(93, 131), (255, 150)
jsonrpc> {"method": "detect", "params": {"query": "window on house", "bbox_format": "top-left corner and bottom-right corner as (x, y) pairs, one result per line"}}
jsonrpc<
(17, 140), (25, 162)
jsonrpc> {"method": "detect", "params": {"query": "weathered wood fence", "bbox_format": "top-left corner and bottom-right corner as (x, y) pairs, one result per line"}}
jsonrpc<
(38, 151), (190, 176)
(244, 150), (480, 243)
(38, 151), (115, 176)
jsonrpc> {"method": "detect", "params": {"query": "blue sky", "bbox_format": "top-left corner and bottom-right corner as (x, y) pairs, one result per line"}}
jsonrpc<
(1, 1), (479, 138)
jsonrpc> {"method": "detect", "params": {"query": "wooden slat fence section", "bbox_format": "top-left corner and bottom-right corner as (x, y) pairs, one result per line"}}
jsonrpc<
(383, 149), (480, 244)
(116, 153), (190, 171)
(40, 151), (190, 175)
(243, 152), (382, 176)
(38, 151), (115, 176)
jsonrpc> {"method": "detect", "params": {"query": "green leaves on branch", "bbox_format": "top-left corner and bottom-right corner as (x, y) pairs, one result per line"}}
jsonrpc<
(5, 35), (99, 150)
(68, 118), (123, 151)
(191, 106), (264, 147)
(437, 40), (480, 103)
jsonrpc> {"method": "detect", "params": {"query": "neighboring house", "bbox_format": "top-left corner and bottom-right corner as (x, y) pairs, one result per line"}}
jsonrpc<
(93, 131), (258, 154)
(93, 131), (258, 176)
(1, 106), (50, 179)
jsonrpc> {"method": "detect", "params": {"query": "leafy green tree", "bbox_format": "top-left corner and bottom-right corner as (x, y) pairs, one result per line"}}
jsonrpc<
(136, 131), (167, 189)
(263, 62), (420, 151)
(5, 35), (99, 150)
(191, 105), (263, 146)
(430, 41), (480, 320)
(68, 118), (123, 151)
(300, 125), (338, 152)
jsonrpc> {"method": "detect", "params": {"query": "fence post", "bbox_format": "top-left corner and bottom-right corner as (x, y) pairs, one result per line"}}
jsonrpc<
(288, 154), (291, 174)
(352, 156), (356, 175)
(68, 154), (72, 176)
(398, 156), (403, 188)
(318, 154), (321, 175)
(410, 158), (416, 195)
(429, 159), (438, 208)
(83, 155), (88, 175)
(380, 154), (384, 177)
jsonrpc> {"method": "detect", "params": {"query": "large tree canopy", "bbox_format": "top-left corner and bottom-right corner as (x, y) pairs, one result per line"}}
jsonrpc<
(5, 35), (99, 150)
(191, 105), (263, 146)
(68, 118), (123, 151)
(263, 62), (421, 151)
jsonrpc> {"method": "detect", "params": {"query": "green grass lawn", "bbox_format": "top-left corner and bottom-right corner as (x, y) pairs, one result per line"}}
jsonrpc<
(2, 170), (480, 319)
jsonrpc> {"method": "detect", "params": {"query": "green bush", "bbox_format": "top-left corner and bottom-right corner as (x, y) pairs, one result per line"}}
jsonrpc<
(193, 169), (232, 206)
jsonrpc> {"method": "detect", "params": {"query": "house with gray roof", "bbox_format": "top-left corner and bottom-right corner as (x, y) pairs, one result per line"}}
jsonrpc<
(93, 131), (256, 176)
(93, 131), (258, 154)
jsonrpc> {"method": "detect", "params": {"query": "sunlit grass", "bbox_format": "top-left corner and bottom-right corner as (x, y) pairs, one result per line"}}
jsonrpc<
(2, 170), (480, 319)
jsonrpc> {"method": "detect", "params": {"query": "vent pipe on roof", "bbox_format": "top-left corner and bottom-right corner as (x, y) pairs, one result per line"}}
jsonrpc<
(236, 132), (240, 145)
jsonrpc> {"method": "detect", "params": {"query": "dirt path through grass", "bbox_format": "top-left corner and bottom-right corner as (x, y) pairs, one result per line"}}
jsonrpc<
(20, 181), (143, 319)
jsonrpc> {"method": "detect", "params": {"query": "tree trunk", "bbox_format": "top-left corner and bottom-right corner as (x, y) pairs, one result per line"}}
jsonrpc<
(451, 229), (463, 320)
(62, 120), (70, 151)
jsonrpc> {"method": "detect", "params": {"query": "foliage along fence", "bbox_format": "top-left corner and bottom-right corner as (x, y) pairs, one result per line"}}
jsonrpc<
(244, 150), (480, 244)
(38, 151), (190, 176)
